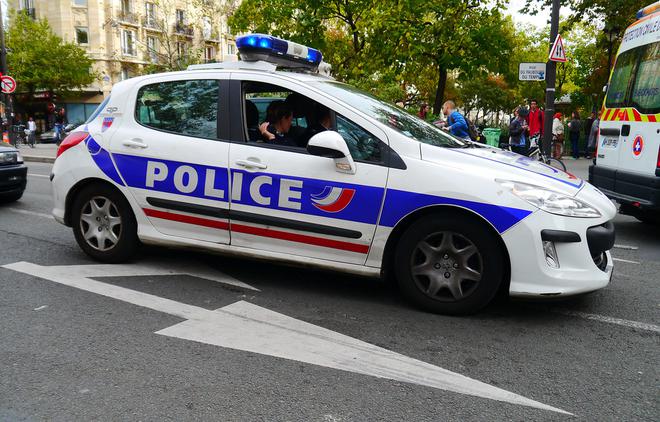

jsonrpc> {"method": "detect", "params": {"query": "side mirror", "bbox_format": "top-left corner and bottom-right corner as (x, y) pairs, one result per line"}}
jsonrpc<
(307, 131), (356, 174)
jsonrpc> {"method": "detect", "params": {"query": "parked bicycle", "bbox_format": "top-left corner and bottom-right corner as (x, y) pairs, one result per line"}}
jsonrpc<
(499, 134), (567, 172)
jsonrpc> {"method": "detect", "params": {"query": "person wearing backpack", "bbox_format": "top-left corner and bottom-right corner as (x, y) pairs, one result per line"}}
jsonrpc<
(439, 100), (470, 140)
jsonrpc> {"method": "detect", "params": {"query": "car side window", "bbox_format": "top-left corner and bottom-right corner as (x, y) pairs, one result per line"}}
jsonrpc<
(336, 114), (382, 163)
(135, 79), (219, 139)
(631, 41), (660, 114)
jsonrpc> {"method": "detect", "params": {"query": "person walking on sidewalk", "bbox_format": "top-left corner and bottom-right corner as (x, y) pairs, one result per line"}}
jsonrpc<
(527, 99), (544, 139)
(26, 117), (37, 148)
(552, 113), (564, 159)
(509, 107), (528, 155)
(567, 111), (581, 159)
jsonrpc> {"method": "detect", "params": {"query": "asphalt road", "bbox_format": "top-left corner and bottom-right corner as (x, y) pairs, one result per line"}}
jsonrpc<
(1, 161), (658, 421)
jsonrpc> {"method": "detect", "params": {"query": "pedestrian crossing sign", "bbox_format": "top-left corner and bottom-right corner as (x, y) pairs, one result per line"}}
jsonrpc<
(549, 34), (567, 62)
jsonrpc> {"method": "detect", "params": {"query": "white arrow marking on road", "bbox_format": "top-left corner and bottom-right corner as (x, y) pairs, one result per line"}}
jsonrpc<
(2, 261), (570, 415)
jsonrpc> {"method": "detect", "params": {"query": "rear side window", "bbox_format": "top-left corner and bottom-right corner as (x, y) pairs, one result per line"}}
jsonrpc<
(631, 41), (660, 114)
(135, 79), (219, 139)
(606, 49), (637, 108)
(85, 95), (111, 124)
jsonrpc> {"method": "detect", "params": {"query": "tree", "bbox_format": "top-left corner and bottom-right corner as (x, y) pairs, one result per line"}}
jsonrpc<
(6, 11), (96, 95)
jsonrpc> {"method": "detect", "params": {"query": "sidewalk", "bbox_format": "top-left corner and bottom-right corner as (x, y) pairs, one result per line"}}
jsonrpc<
(14, 143), (57, 164)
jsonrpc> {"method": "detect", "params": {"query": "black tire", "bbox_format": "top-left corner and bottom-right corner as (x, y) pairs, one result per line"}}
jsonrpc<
(394, 213), (505, 315)
(635, 211), (660, 225)
(71, 183), (139, 263)
(0, 191), (23, 203)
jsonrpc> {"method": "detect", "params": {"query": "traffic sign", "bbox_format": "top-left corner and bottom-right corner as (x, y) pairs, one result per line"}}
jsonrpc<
(519, 62), (546, 81)
(549, 34), (567, 62)
(1, 75), (17, 94)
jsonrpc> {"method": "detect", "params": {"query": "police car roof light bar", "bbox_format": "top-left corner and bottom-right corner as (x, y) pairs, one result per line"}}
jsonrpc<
(236, 34), (323, 70)
(637, 1), (660, 18)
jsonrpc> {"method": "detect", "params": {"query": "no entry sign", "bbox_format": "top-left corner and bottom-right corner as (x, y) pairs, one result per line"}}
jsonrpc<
(1, 75), (16, 94)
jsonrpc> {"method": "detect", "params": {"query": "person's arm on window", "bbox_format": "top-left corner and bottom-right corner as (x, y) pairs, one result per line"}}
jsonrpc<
(259, 122), (275, 141)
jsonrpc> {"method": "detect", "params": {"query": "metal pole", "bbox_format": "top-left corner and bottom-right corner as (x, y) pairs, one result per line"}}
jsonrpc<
(0, 2), (11, 137)
(542, 0), (560, 157)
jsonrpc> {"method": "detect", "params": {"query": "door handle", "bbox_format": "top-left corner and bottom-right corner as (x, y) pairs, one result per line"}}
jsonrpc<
(122, 139), (148, 149)
(235, 159), (267, 169)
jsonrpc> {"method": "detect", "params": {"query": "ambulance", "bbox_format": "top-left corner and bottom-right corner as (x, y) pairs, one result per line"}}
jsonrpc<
(51, 34), (616, 314)
(589, 1), (660, 224)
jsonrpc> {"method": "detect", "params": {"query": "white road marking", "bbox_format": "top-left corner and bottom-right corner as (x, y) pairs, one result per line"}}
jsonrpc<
(3, 260), (569, 415)
(33, 305), (48, 311)
(7, 208), (53, 219)
(612, 257), (640, 264)
(27, 173), (49, 178)
(613, 244), (639, 250)
(552, 309), (660, 334)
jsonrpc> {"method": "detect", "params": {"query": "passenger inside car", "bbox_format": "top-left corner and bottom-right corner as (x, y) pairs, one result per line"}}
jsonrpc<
(260, 101), (297, 147)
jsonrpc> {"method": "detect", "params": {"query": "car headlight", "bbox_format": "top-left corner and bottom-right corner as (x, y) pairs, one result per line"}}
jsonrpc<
(497, 180), (601, 218)
(0, 151), (20, 164)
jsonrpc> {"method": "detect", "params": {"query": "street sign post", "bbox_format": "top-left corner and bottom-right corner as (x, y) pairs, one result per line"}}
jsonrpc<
(1, 75), (16, 94)
(519, 62), (546, 81)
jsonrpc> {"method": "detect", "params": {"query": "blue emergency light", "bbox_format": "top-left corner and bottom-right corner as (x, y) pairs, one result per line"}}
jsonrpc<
(236, 34), (323, 69)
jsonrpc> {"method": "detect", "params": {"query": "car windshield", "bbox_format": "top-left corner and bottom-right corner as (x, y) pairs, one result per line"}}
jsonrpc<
(311, 81), (467, 148)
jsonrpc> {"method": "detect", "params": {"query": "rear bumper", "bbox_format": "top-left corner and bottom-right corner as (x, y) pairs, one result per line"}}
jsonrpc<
(589, 165), (660, 210)
(0, 164), (27, 195)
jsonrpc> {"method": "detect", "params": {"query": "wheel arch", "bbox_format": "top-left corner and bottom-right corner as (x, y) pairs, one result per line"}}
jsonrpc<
(381, 205), (511, 294)
(64, 177), (128, 226)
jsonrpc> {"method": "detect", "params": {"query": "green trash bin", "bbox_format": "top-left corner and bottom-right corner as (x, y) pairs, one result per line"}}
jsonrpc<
(482, 128), (501, 147)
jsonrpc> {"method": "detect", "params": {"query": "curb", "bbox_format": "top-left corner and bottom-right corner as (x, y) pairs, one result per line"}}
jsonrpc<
(23, 155), (55, 164)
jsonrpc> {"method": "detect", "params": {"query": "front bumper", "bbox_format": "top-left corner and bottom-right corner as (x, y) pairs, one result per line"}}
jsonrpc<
(503, 205), (615, 298)
(589, 164), (660, 210)
(0, 164), (27, 195)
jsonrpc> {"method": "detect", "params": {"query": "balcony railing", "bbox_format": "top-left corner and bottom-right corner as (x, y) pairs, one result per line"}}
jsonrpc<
(144, 18), (161, 31)
(174, 24), (194, 37)
(205, 31), (220, 41)
(117, 10), (140, 25)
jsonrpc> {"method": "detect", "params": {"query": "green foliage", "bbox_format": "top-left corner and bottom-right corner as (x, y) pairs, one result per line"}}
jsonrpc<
(7, 11), (96, 94)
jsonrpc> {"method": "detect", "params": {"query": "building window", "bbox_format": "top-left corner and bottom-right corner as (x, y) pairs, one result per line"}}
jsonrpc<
(120, 0), (131, 13)
(227, 43), (235, 55)
(205, 46), (215, 62)
(19, 0), (34, 9)
(121, 30), (136, 56)
(175, 9), (185, 26)
(177, 42), (187, 58)
(121, 67), (130, 81)
(145, 2), (157, 27)
(147, 36), (158, 63)
(73, 0), (87, 6)
(202, 17), (212, 39)
(75, 27), (89, 45)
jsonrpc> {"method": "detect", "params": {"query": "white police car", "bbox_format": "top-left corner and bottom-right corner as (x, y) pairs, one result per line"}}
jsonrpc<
(52, 34), (616, 314)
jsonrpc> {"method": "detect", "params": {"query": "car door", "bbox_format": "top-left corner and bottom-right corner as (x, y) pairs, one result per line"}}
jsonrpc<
(106, 74), (232, 244)
(227, 74), (389, 265)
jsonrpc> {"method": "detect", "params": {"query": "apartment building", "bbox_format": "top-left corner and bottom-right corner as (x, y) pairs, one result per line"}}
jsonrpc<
(12, 0), (237, 124)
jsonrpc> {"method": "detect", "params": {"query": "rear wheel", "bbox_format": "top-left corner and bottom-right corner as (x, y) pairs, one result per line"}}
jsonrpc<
(71, 183), (139, 263)
(0, 191), (23, 203)
(635, 211), (660, 225)
(394, 214), (505, 315)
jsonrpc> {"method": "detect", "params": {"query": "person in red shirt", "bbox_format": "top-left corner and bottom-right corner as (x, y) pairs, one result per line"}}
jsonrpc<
(527, 99), (544, 138)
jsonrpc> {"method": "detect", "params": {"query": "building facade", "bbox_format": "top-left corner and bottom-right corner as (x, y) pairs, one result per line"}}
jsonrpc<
(11, 0), (238, 125)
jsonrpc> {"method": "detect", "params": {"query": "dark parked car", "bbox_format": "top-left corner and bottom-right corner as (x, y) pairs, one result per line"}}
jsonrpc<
(0, 144), (27, 202)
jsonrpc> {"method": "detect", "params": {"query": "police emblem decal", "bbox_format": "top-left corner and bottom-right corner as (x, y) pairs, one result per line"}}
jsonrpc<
(311, 186), (356, 213)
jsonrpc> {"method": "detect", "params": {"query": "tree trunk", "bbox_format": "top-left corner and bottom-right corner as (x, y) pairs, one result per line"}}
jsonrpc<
(433, 66), (448, 115)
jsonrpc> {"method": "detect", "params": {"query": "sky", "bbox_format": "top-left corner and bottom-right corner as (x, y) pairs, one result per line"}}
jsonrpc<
(506, 0), (570, 29)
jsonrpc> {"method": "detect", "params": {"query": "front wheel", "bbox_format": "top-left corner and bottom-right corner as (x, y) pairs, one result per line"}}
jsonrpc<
(71, 184), (139, 263)
(394, 214), (505, 315)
